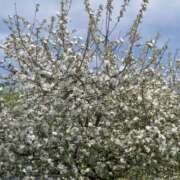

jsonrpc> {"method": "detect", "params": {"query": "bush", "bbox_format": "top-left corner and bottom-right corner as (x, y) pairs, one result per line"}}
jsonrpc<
(0, 0), (179, 179)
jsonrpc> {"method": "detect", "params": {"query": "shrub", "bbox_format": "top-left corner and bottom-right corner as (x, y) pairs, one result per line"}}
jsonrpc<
(0, 0), (179, 179)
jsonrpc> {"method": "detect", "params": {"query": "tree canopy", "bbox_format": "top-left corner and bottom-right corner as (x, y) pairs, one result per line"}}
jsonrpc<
(0, 0), (179, 179)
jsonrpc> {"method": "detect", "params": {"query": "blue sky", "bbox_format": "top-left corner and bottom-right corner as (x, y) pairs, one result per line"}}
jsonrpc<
(0, 0), (180, 53)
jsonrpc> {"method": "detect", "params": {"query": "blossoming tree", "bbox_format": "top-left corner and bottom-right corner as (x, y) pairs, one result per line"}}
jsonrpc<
(0, 0), (179, 179)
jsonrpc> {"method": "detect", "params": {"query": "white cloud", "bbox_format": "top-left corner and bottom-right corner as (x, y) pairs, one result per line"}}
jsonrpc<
(0, 0), (58, 20)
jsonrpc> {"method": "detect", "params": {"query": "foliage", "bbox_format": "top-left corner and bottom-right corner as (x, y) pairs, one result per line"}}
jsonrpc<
(0, 0), (179, 179)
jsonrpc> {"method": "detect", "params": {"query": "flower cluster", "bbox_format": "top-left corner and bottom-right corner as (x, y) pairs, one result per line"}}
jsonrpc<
(0, 0), (179, 179)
